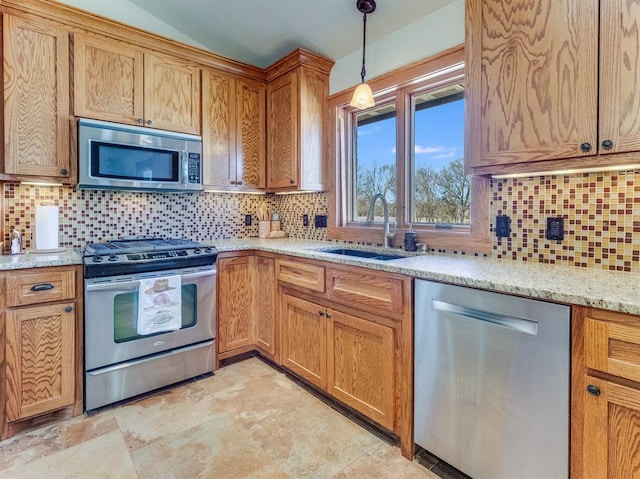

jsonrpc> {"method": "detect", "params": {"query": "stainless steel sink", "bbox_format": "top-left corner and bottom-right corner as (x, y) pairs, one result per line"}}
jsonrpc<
(321, 248), (406, 261)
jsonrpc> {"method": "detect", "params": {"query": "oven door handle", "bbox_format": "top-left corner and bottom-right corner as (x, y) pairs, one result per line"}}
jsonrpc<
(85, 268), (216, 292)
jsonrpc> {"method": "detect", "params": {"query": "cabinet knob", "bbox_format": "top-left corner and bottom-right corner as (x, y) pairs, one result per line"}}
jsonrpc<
(326, 312), (332, 319)
(60, 168), (68, 175)
(237, 181), (243, 186)
(146, 120), (153, 125)
(289, 179), (295, 184)
(230, 180), (237, 185)
(587, 384), (601, 396)
(136, 118), (144, 124)
(601, 139), (613, 150)
(580, 142), (592, 152)
(318, 311), (325, 316)
(64, 306), (73, 313)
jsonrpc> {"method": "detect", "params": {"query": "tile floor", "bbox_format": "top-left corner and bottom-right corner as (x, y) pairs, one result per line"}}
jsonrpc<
(0, 357), (462, 479)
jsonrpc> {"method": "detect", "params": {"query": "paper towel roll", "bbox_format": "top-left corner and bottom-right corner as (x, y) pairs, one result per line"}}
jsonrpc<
(35, 205), (60, 251)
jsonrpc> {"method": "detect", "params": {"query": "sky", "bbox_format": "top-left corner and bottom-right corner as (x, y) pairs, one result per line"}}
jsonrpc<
(356, 98), (464, 172)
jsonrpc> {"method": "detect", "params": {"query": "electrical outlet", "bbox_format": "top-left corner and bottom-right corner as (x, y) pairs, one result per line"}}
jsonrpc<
(495, 215), (510, 238)
(314, 215), (327, 228)
(303, 214), (309, 227)
(546, 217), (564, 241)
(244, 214), (252, 226)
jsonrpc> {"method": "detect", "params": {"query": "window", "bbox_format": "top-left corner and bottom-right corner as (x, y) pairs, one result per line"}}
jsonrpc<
(329, 46), (490, 253)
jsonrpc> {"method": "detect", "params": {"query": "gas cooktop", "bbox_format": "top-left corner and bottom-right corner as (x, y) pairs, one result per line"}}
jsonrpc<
(83, 237), (218, 278)
(85, 237), (203, 255)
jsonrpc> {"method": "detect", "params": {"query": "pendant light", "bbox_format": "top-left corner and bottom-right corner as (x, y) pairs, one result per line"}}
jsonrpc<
(350, 0), (376, 110)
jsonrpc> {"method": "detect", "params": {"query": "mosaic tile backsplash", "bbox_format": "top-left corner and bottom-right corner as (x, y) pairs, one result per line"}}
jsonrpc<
(4, 169), (640, 272)
(2, 185), (328, 251)
(491, 170), (640, 272)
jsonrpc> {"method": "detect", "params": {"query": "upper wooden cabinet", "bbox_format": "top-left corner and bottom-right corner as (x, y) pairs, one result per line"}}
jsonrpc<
(202, 69), (265, 190)
(74, 33), (201, 135)
(265, 49), (333, 191)
(466, 0), (640, 175)
(3, 14), (71, 180)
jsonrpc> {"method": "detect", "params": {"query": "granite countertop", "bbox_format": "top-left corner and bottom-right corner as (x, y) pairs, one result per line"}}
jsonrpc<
(3, 239), (638, 316)
(0, 248), (83, 271)
(215, 238), (640, 315)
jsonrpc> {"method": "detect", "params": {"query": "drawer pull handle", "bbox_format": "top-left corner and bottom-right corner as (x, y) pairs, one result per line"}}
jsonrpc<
(587, 384), (601, 396)
(64, 306), (73, 313)
(31, 283), (54, 292)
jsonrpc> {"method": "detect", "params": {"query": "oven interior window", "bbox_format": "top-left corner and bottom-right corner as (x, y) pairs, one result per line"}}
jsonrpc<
(113, 284), (197, 343)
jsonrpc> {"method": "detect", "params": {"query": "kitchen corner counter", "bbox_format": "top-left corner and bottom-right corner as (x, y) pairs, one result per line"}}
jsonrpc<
(0, 248), (83, 271)
(214, 238), (640, 316)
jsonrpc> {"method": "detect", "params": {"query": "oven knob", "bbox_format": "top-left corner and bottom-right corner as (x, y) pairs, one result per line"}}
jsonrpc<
(92, 255), (103, 263)
(204, 247), (212, 253)
(193, 248), (201, 254)
(108, 253), (118, 262)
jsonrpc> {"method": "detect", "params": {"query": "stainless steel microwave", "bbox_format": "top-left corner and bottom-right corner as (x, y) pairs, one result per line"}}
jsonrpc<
(78, 118), (203, 193)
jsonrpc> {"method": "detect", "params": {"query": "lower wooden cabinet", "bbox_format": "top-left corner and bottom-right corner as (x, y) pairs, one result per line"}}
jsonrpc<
(572, 306), (640, 478)
(581, 376), (640, 478)
(328, 309), (395, 430)
(1, 265), (82, 440)
(253, 255), (276, 358)
(217, 255), (254, 353)
(5, 303), (75, 422)
(216, 252), (276, 361)
(281, 294), (327, 389)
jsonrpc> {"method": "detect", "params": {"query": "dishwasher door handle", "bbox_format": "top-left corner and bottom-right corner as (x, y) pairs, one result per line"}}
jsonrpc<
(431, 299), (538, 335)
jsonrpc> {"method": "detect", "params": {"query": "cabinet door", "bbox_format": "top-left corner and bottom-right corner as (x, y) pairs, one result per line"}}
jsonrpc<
(327, 310), (396, 430)
(73, 34), (144, 125)
(582, 376), (640, 478)
(253, 255), (276, 358)
(298, 67), (326, 191)
(217, 256), (254, 353)
(267, 71), (298, 189)
(202, 69), (236, 188)
(3, 15), (70, 178)
(465, 0), (598, 169)
(5, 303), (75, 421)
(143, 52), (201, 134)
(599, 1), (640, 155)
(236, 78), (266, 189)
(281, 294), (326, 389)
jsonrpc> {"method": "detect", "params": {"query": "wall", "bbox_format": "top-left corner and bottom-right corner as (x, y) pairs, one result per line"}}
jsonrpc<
(329, 0), (465, 94)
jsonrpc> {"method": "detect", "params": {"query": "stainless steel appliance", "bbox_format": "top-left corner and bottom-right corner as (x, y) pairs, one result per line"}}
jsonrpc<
(78, 118), (203, 193)
(83, 238), (218, 410)
(414, 280), (570, 479)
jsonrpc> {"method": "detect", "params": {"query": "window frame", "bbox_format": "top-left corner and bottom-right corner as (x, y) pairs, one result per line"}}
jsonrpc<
(326, 45), (491, 253)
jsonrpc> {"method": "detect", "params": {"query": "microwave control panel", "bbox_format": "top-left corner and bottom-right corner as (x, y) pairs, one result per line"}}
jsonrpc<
(187, 153), (201, 183)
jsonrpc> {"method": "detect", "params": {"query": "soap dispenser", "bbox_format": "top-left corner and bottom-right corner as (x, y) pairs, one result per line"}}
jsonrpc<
(404, 224), (417, 252)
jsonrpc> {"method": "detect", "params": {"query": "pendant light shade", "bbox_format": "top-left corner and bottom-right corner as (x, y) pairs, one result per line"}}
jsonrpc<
(350, 0), (376, 110)
(350, 82), (375, 109)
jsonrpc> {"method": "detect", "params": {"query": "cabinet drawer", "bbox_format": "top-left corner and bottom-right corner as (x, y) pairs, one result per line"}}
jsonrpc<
(326, 267), (405, 318)
(6, 270), (76, 307)
(585, 315), (640, 382)
(276, 259), (325, 292)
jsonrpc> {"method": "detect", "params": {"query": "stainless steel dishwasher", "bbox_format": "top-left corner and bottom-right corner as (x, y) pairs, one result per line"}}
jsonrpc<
(414, 280), (570, 479)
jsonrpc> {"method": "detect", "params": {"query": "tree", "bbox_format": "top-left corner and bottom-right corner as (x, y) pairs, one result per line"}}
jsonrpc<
(435, 159), (470, 224)
(414, 165), (439, 222)
(356, 159), (396, 219)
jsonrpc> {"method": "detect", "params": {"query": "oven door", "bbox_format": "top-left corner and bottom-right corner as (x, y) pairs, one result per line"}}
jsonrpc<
(84, 265), (215, 371)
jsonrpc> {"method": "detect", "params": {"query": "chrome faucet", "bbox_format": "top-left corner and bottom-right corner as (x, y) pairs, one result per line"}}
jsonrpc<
(367, 193), (393, 247)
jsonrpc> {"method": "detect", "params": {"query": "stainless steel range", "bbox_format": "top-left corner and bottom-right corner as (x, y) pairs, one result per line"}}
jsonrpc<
(83, 238), (218, 410)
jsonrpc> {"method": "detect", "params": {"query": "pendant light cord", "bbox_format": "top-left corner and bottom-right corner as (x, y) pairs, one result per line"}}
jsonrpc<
(360, 12), (368, 83)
